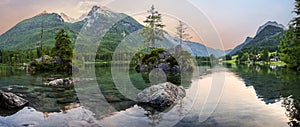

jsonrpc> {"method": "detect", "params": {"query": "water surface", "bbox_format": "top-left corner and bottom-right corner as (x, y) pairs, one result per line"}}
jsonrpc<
(0, 64), (299, 127)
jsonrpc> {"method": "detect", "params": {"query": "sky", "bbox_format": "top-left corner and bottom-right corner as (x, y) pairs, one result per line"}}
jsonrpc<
(0, 0), (295, 50)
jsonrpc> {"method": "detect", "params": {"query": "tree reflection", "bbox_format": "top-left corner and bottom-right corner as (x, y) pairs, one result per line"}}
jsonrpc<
(229, 64), (300, 127)
(142, 106), (163, 127)
(282, 96), (300, 127)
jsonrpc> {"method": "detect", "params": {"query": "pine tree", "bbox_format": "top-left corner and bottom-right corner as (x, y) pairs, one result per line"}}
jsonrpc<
(280, 0), (300, 70)
(52, 28), (73, 70)
(141, 5), (165, 49)
(176, 20), (192, 46)
(262, 48), (269, 62)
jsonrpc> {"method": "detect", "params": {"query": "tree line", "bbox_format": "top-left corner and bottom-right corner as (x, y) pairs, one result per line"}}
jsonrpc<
(279, 0), (300, 71)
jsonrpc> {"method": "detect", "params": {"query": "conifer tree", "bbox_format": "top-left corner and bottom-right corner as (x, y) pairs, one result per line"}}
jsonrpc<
(141, 5), (165, 49)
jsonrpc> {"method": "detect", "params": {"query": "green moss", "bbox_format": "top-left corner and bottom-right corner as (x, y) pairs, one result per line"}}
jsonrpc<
(166, 57), (178, 67)
(146, 57), (157, 64)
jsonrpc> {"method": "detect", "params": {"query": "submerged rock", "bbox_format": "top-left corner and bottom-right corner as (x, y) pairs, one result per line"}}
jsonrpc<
(0, 91), (29, 109)
(44, 78), (73, 87)
(0, 106), (102, 127)
(136, 82), (186, 107)
(44, 78), (95, 87)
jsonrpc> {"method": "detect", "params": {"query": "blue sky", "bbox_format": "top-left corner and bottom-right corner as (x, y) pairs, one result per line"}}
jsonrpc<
(0, 0), (295, 49)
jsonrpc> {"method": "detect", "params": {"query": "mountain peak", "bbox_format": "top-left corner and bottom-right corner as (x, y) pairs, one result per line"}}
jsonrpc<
(36, 10), (49, 16)
(88, 5), (114, 17)
(41, 10), (48, 14)
(256, 21), (285, 35)
(60, 12), (75, 23)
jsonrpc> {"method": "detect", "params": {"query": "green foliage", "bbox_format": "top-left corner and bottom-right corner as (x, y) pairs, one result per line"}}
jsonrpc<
(96, 16), (143, 61)
(261, 48), (269, 62)
(0, 13), (83, 50)
(225, 55), (232, 60)
(141, 48), (165, 65)
(233, 26), (284, 55)
(0, 50), (33, 65)
(240, 52), (249, 62)
(52, 28), (73, 70)
(166, 57), (177, 67)
(279, 0), (300, 70)
(280, 29), (300, 69)
(140, 5), (165, 49)
(0, 11), (144, 64)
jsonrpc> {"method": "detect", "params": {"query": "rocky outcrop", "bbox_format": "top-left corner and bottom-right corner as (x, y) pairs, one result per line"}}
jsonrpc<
(136, 45), (194, 73)
(0, 91), (29, 109)
(31, 55), (61, 65)
(136, 82), (186, 107)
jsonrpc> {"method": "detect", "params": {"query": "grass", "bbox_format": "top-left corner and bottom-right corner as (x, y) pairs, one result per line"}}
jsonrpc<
(269, 61), (286, 66)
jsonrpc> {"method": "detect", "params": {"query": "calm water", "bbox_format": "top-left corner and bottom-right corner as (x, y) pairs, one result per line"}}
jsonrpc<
(0, 64), (299, 127)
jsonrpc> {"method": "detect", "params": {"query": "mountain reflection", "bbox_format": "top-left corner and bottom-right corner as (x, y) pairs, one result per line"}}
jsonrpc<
(228, 63), (300, 126)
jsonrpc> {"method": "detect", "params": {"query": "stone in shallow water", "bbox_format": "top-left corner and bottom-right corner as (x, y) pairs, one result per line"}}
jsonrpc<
(0, 106), (102, 127)
(136, 82), (186, 107)
(0, 91), (29, 109)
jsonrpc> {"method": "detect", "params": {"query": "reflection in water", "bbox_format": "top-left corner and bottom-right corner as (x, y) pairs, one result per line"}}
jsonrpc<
(0, 64), (300, 127)
(145, 110), (163, 127)
(282, 96), (300, 127)
(228, 63), (300, 127)
(0, 66), (78, 116)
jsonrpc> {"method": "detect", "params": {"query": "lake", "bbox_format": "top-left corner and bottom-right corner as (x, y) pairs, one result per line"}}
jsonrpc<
(0, 63), (299, 127)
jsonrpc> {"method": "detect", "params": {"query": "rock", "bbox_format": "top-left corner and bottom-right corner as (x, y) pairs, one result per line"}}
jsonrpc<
(136, 46), (194, 73)
(0, 91), (29, 109)
(136, 82), (186, 107)
(44, 78), (74, 87)
(48, 79), (64, 86)
(158, 63), (169, 71)
(44, 78), (95, 87)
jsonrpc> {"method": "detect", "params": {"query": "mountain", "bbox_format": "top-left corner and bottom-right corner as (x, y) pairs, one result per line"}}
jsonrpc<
(256, 21), (285, 35)
(229, 37), (253, 56)
(0, 12), (84, 50)
(0, 6), (142, 51)
(60, 12), (76, 23)
(87, 5), (114, 17)
(0, 5), (227, 59)
(179, 41), (226, 57)
(229, 21), (285, 55)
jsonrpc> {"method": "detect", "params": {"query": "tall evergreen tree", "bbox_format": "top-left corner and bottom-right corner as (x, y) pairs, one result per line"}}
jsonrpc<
(52, 28), (73, 70)
(176, 20), (192, 46)
(262, 48), (269, 62)
(280, 0), (300, 70)
(141, 5), (165, 49)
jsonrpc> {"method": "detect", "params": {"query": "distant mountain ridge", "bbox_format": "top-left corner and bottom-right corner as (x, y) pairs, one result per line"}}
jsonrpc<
(181, 41), (226, 57)
(0, 5), (226, 58)
(228, 21), (285, 55)
(0, 6), (284, 58)
(229, 37), (253, 56)
(0, 12), (84, 50)
(256, 21), (285, 35)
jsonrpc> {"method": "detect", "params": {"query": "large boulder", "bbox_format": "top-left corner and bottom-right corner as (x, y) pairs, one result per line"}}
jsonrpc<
(136, 82), (186, 107)
(0, 91), (29, 109)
